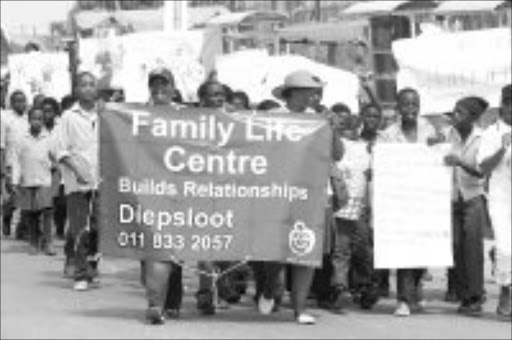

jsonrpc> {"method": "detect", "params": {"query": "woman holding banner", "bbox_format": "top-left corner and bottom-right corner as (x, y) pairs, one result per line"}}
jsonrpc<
(142, 67), (185, 325)
(254, 70), (344, 325)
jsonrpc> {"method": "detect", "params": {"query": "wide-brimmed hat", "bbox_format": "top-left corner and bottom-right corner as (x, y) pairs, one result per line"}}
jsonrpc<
(272, 70), (325, 101)
(148, 67), (174, 87)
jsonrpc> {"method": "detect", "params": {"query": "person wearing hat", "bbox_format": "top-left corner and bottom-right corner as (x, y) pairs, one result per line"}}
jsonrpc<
(478, 84), (512, 318)
(444, 96), (489, 317)
(142, 67), (185, 325)
(255, 70), (344, 325)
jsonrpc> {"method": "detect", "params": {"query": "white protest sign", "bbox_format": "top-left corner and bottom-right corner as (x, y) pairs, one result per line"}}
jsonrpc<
(373, 143), (453, 269)
(79, 30), (206, 102)
(393, 28), (511, 114)
(8, 52), (71, 102)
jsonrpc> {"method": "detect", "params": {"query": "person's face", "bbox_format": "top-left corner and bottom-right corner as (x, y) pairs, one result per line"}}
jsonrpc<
(29, 109), (45, 134)
(397, 91), (420, 125)
(288, 88), (317, 113)
(332, 110), (351, 134)
(231, 96), (247, 111)
(202, 83), (226, 109)
(452, 104), (475, 130)
(42, 103), (57, 125)
(501, 95), (512, 126)
(362, 107), (383, 132)
(11, 93), (27, 115)
(76, 74), (98, 103)
(308, 88), (323, 110)
(150, 78), (174, 106)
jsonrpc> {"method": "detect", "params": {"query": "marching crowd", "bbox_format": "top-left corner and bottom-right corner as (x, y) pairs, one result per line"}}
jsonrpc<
(0, 64), (510, 326)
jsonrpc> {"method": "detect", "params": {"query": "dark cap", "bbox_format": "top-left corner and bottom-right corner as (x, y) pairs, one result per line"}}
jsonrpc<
(148, 67), (174, 87)
(456, 96), (489, 118)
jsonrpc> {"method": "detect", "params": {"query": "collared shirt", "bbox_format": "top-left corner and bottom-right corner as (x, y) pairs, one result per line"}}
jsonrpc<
(11, 130), (54, 187)
(377, 117), (437, 144)
(477, 119), (511, 203)
(446, 126), (486, 202)
(1, 109), (30, 167)
(53, 103), (99, 194)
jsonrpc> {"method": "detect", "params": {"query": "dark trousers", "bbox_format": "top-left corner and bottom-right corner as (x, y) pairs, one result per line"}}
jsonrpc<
(331, 218), (374, 290)
(452, 196), (486, 302)
(252, 261), (285, 301)
(53, 185), (67, 238)
(64, 191), (99, 281)
(397, 268), (424, 304)
(269, 263), (315, 315)
(142, 260), (182, 310)
(26, 208), (53, 250)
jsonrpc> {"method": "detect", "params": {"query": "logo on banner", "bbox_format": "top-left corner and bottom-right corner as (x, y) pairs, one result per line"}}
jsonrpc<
(289, 221), (315, 256)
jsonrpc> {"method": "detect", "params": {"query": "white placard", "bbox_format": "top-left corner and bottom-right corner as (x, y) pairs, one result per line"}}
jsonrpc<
(373, 143), (453, 269)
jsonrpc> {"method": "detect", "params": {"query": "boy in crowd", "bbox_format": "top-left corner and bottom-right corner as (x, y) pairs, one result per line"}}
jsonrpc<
(377, 87), (438, 317)
(11, 107), (56, 255)
(478, 84), (512, 318)
(2, 90), (30, 239)
(444, 96), (489, 316)
(54, 72), (100, 291)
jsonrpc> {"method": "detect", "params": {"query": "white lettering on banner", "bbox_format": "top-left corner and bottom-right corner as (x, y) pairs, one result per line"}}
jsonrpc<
(373, 144), (453, 269)
(119, 203), (234, 231)
(163, 146), (268, 175)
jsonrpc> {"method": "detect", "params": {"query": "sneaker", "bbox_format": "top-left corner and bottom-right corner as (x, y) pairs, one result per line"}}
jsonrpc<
(196, 290), (216, 316)
(146, 307), (165, 325)
(296, 313), (316, 325)
(73, 280), (89, 291)
(258, 296), (275, 315)
(164, 308), (180, 319)
(331, 288), (351, 314)
(394, 302), (411, 317)
(497, 286), (511, 318)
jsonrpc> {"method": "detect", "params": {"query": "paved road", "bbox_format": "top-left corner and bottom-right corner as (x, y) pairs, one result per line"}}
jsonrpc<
(1, 238), (510, 339)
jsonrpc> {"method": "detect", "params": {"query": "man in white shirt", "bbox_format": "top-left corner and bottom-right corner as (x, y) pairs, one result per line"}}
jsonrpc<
(477, 84), (512, 318)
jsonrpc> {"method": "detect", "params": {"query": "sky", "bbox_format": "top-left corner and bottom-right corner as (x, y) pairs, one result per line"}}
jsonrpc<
(0, 0), (75, 35)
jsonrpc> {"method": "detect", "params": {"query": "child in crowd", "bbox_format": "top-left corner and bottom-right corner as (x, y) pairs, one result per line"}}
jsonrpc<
(11, 107), (56, 255)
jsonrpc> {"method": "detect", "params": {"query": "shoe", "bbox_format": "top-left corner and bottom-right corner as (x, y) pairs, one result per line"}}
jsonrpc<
(497, 286), (511, 318)
(258, 296), (275, 315)
(466, 303), (483, 317)
(146, 307), (165, 325)
(164, 308), (180, 319)
(296, 313), (316, 325)
(394, 302), (411, 317)
(196, 290), (216, 315)
(410, 300), (426, 313)
(359, 286), (380, 310)
(73, 280), (89, 291)
(331, 288), (351, 314)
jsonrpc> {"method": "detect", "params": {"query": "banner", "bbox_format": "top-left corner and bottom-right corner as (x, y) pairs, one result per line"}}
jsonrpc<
(8, 52), (71, 103)
(79, 31), (206, 103)
(393, 28), (512, 115)
(373, 144), (452, 269)
(100, 104), (332, 267)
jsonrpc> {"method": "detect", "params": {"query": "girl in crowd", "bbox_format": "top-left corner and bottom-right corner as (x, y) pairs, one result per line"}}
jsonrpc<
(11, 106), (56, 255)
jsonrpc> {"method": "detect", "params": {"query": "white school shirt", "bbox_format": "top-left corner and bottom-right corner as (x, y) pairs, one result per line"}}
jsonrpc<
(53, 103), (99, 194)
(1, 109), (30, 168)
(11, 130), (53, 187)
